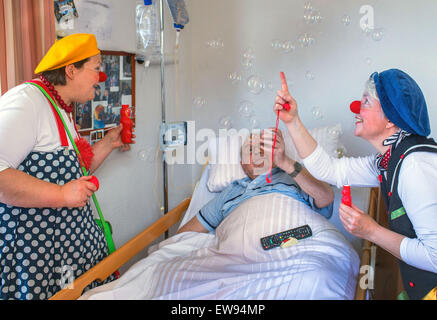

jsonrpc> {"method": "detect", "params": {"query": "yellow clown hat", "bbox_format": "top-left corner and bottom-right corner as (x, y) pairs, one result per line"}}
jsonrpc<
(34, 33), (100, 74)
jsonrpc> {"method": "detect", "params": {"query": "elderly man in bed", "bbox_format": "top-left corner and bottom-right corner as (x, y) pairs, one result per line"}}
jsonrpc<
(178, 129), (334, 234)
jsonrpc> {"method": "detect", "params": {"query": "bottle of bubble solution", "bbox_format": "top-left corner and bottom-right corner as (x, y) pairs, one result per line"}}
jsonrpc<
(136, 0), (160, 67)
(120, 105), (133, 144)
(342, 185), (352, 207)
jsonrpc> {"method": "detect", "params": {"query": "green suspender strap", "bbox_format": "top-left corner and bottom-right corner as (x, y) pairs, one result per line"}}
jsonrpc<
(27, 82), (116, 255)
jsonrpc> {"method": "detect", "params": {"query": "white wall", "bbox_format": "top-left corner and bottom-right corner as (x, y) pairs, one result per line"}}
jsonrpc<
(186, 0), (437, 156)
(58, 0), (437, 264)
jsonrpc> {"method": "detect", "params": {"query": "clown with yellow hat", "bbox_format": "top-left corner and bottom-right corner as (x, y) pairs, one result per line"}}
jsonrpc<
(0, 33), (133, 300)
(35, 33), (101, 73)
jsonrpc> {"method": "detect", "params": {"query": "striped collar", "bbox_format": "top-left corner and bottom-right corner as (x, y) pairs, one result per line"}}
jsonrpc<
(375, 130), (411, 171)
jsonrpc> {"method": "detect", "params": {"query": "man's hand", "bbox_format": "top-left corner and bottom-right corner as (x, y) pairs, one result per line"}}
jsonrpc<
(274, 72), (299, 124)
(339, 202), (379, 240)
(260, 128), (292, 172)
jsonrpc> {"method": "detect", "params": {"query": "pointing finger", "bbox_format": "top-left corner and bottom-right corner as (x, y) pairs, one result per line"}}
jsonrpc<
(280, 72), (289, 92)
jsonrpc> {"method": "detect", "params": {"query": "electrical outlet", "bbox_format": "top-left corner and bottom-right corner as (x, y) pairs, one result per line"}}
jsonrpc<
(160, 121), (187, 150)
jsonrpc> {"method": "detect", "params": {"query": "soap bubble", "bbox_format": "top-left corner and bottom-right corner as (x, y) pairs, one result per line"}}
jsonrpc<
(305, 71), (315, 80)
(138, 149), (148, 161)
(282, 40), (295, 53)
(311, 11), (323, 24)
(137, 148), (155, 162)
(371, 28), (384, 41)
(247, 75), (264, 95)
(238, 101), (254, 118)
(206, 39), (224, 48)
(311, 106), (323, 120)
(365, 57), (372, 65)
(243, 47), (256, 60)
(303, 2), (313, 11)
(303, 2), (322, 24)
(298, 33), (315, 48)
(219, 116), (233, 129)
(272, 39), (295, 53)
(362, 26), (373, 37)
(249, 117), (260, 130)
(264, 81), (274, 91)
(271, 39), (283, 50)
(336, 145), (347, 158)
(228, 72), (242, 84)
(328, 125), (343, 138)
(303, 9), (314, 24)
(241, 47), (255, 69)
(341, 14), (351, 26)
(193, 96), (206, 109)
(242, 58), (254, 69)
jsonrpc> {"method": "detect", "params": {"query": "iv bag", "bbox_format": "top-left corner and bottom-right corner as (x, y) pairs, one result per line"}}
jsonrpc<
(136, 0), (160, 63)
(166, 0), (189, 30)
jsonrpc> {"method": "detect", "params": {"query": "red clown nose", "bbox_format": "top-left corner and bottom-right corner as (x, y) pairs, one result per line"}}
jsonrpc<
(99, 71), (107, 82)
(350, 100), (361, 114)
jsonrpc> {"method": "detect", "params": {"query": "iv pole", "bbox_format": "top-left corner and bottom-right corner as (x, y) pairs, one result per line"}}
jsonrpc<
(159, 0), (169, 238)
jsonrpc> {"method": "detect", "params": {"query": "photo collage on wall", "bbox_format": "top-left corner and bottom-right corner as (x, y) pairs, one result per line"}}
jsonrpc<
(75, 53), (133, 144)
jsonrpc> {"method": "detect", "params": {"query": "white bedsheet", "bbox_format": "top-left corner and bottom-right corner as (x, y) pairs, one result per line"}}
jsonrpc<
(80, 190), (360, 300)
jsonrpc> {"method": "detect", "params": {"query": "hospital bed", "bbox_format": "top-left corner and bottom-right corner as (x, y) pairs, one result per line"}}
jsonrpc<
(48, 163), (389, 300)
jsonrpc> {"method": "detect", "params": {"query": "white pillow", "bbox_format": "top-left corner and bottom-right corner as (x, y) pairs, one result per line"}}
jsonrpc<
(206, 133), (248, 192)
(207, 123), (342, 192)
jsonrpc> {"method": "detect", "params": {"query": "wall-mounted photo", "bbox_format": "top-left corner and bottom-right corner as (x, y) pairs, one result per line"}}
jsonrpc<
(75, 100), (92, 131)
(120, 55), (132, 80)
(90, 129), (105, 145)
(74, 50), (136, 134)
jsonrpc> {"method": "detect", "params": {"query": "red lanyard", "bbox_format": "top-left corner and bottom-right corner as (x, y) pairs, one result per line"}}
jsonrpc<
(266, 110), (281, 183)
(266, 103), (290, 183)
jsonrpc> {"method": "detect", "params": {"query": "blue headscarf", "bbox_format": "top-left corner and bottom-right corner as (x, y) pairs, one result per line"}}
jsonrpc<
(371, 69), (430, 137)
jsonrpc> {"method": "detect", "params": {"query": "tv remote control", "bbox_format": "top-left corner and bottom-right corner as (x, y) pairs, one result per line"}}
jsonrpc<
(260, 225), (312, 250)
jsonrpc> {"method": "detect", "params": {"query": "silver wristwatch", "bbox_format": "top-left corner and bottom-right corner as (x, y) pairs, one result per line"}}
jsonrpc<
(289, 161), (302, 178)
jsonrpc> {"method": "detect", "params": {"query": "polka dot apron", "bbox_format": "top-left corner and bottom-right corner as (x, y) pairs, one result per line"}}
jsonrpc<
(0, 149), (114, 299)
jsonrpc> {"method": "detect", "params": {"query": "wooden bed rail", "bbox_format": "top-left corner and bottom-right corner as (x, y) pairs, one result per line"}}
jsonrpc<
(354, 188), (384, 300)
(49, 198), (191, 300)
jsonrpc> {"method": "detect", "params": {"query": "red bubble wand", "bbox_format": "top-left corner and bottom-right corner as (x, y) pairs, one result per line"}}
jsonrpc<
(266, 72), (291, 183)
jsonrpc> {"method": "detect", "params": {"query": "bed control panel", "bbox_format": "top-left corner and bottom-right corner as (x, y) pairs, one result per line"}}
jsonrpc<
(260, 225), (312, 250)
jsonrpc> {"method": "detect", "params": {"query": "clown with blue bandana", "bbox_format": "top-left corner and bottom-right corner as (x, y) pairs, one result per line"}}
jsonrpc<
(274, 69), (437, 300)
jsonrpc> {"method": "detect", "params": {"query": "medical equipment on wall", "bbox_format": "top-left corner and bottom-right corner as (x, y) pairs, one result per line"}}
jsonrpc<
(136, 0), (189, 65)
(165, 0), (189, 48)
(137, 0), (190, 235)
(136, 0), (161, 66)
(160, 121), (188, 151)
(166, 0), (189, 30)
